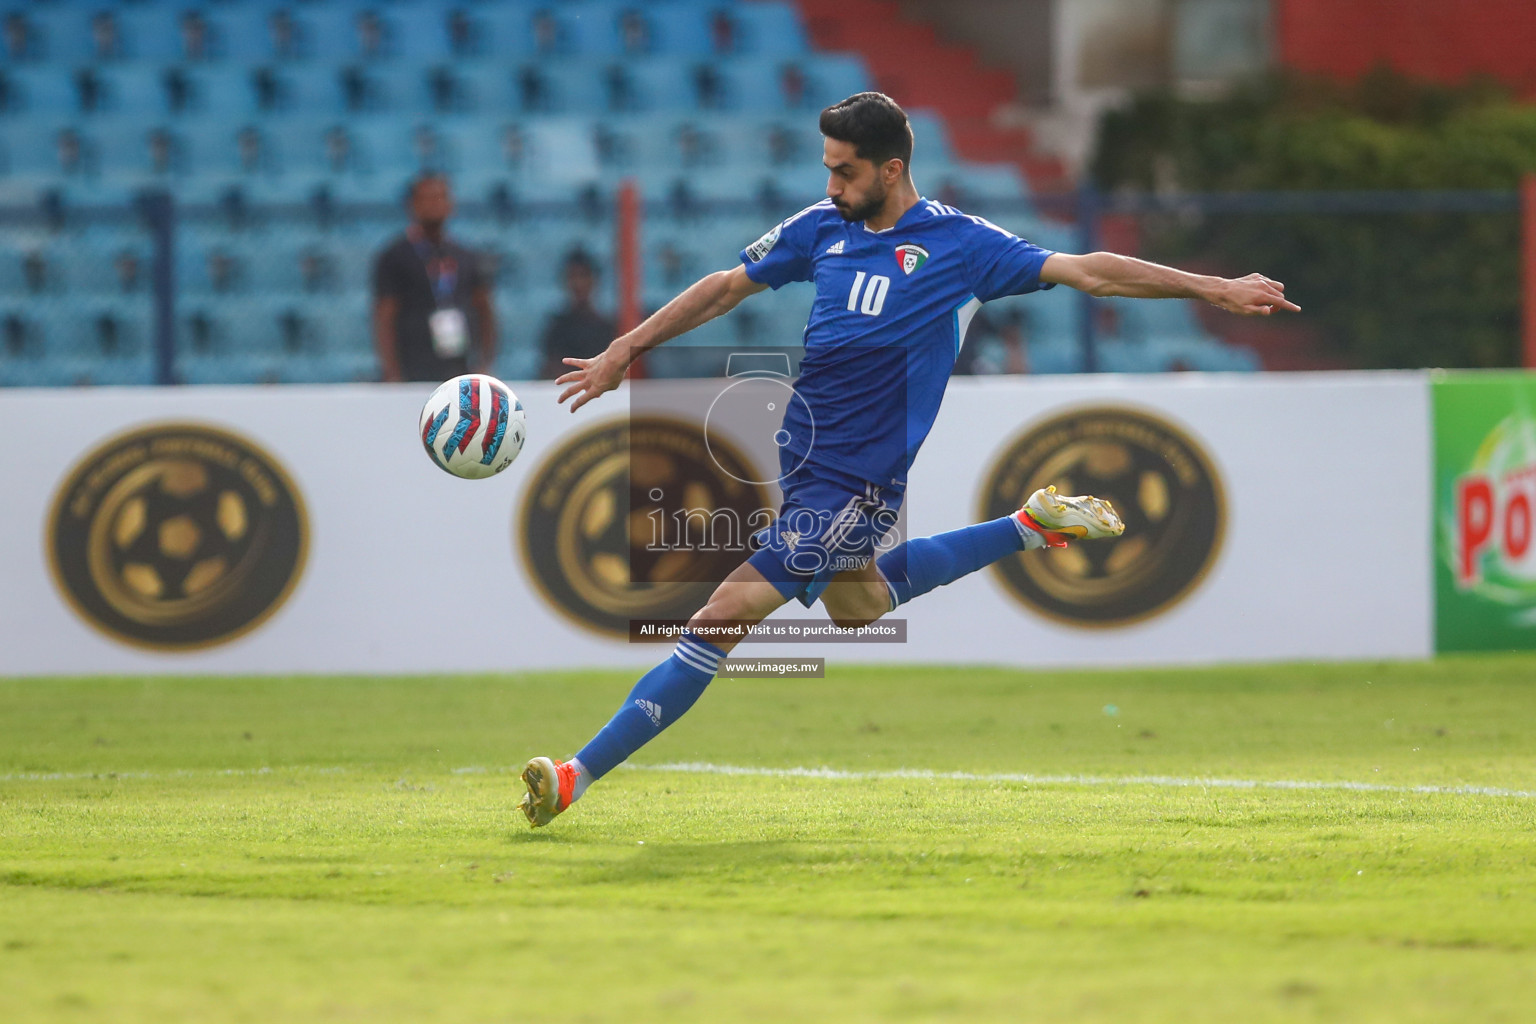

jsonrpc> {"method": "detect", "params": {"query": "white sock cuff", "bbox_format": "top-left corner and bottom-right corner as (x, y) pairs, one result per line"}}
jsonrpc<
(673, 637), (723, 675)
(1010, 513), (1046, 551)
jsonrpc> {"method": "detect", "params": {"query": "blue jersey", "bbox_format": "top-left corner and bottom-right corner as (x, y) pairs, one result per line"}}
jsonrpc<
(739, 197), (1055, 490)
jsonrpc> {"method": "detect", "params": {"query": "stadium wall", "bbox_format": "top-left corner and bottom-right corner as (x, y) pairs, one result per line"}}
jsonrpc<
(0, 373), (1433, 676)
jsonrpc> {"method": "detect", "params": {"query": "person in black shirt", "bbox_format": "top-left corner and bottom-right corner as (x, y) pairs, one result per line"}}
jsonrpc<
(372, 174), (497, 383)
(539, 248), (615, 379)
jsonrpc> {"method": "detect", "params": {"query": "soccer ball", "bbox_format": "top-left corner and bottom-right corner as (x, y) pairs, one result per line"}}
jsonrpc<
(419, 374), (527, 479)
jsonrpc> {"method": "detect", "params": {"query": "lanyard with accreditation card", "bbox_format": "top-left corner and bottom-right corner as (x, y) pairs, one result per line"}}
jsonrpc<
(409, 225), (469, 359)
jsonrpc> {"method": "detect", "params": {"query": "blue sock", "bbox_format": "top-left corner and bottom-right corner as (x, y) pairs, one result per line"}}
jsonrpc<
(876, 515), (1040, 609)
(571, 630), (726, 786)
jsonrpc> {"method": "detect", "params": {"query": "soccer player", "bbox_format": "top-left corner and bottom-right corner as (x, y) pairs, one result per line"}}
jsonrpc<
(520, 92), (1298, 826)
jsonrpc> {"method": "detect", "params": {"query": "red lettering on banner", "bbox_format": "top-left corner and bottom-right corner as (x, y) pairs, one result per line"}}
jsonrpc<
(1505, 490), (1532, 561)
(1457, 476), (1494, 585)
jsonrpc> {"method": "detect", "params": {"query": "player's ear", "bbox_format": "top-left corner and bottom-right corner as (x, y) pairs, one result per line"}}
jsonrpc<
(882, 158), (904, 185)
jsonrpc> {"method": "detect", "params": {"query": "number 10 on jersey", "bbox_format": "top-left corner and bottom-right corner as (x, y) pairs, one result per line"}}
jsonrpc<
(847, 272), (890, 316)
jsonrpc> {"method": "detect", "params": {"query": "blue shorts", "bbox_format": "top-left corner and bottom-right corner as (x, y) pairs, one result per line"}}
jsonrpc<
(747, 453), (904, 608)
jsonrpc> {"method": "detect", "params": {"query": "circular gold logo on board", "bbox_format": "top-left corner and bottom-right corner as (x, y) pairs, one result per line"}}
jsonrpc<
(979, 406), (1224, 627)
(48, 422), (308, 650)
(519, 417), (770, 637)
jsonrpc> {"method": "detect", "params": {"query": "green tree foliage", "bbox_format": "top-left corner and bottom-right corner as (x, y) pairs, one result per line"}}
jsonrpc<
(1092, 71), (1536, 368)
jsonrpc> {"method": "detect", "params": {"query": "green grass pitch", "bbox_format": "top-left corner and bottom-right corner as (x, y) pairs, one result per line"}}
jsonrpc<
(3, 656), (1536, 1023)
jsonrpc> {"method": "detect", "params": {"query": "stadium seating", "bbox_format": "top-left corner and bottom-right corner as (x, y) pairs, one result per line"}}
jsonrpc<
(0, 0), (1251, 384)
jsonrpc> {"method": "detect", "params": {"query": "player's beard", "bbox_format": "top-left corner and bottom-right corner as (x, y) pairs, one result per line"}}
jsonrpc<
(834, 180), (888, 223)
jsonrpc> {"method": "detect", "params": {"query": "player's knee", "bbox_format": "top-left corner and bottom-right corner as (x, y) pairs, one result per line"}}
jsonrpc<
(822, 585), (887, 630)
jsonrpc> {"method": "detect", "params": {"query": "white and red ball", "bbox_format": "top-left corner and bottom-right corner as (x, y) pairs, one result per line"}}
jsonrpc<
(418, 374), (527, 479)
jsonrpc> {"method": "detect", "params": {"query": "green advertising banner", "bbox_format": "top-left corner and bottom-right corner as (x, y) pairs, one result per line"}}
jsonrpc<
(1433, 372), (1536, 651)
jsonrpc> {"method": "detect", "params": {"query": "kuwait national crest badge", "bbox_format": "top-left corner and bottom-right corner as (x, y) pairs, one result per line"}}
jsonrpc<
(895, 243), (929, 275)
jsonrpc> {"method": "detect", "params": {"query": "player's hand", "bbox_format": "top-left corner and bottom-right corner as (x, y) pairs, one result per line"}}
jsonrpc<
(1210, 273), (1301, 316)
(556, 347), (628, 412)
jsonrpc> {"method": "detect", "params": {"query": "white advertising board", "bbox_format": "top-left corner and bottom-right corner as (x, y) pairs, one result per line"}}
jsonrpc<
(0, 372), (1431, 676)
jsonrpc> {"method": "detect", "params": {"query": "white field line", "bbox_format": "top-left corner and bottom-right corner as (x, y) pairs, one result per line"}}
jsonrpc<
(2, 761), (1533, 800)
(629, 762), (1536, 800)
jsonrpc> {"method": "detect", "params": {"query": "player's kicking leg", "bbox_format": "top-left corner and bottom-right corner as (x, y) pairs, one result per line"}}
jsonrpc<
(520, 560), (786, 827)
(521, 483), (1122, 827)
(822, 486), (1124, 624)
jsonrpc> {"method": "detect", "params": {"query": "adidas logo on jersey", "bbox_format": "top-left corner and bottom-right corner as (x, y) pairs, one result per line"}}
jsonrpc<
(635, 699), (663, 726)
(824, 240), (846, 255)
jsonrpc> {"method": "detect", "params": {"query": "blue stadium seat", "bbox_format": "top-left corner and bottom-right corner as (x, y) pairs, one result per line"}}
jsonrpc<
(797, 55), (874, 108)
(537, 62), (616, 114)
(263, 66), (349, 116)
(729, 3), (809, 56)
(3, 67), (79, 117)
(288, 6), (365, 62)
(169, 67), (260, 119)
(337, 64), (437, 116)
(908, 110), (956, 164)
(199, 6), (279, 62)
(1026, 339), (1087, 374)
(371, 6), (456, 62)
(114, 6), (184, 63)
(472, 6), (548, 60)
(95, 123), (188, 181)
(25, 7), (94, 64)
(445, 64), (518, 115)
(556, 2), (624, 58)
(644, 4), (714, 55)
(616, 59), (700, 114)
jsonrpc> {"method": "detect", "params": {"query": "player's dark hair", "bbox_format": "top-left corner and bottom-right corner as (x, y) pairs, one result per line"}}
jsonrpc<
(819, 92), (913, 173)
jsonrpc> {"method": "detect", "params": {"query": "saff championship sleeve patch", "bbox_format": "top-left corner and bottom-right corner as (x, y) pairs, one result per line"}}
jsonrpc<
(744, 223), (781, 263)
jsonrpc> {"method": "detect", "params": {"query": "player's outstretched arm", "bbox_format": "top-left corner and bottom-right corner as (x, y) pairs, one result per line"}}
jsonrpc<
(1040, 252), (1301, 316)
(556, 266), (768, 412)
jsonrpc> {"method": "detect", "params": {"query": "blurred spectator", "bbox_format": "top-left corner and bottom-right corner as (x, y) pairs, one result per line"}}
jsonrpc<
(372, 174), (497, 383)
(298, 247), (337, 293)
(324, 126), (358, 174)
(207, 249), (244, 294)
(56, 128), (92, 177)
(676, 122), (713, 167)
(655, 241), (693, 289)
(113, 250), (142, 294)
(428, 66), (457, 112)
(412, 125), (447, 173)
(539, 248), (614, 379)
(356, 11), (386, 60)
(781, 63), (808, 109)
(148, 128), (180, 176)
(767, 124), (799, 165)
(695, 64), (723, 109)
(5, 12), (36, 62)
(180, 11), (210, 61)
(605, 65), (634, 112)
(90, 12), (120, 61)
(501, 125), (527, 170)
(269, 11), (299, 61)
(447, 9), (478, 58)
(532, 9), (562, 55)
(619, 9), (650, 55)
(22, 250), (49, 293)
(953, 310), (1031, 376)
(76, 69), (104, 113)
(518, 66), (547, 112)
(710, 11), (736, 54)
(236, 126), (274, 175)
